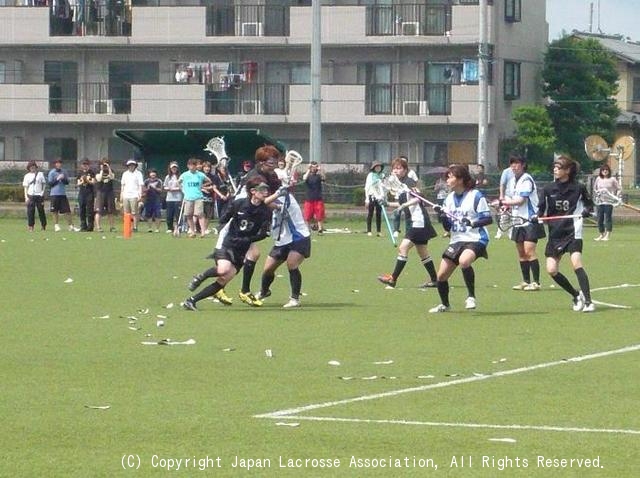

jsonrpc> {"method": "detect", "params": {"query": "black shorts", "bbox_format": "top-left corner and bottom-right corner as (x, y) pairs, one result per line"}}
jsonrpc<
(49, 195), (71, 214)
(405, 225), (437, 245)
(213, 245), (250, 271)
(269, 236), (312, 261)
(95, 190), (116, 214)
(510, 223), (546, 243)
(545, 237), (583, 258)
(442, 241), (488, 265)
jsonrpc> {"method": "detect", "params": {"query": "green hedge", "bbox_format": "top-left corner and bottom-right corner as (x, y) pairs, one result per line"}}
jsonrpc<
(0, 185), (23, 202)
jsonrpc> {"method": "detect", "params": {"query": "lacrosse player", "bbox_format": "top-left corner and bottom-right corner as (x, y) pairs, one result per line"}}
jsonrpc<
(378, 157), (438, 289)
(256, 185), (311, 308)
(183, 177), (280, 311)
(499, 154), (545, 291)
(537, 155), (595, 313)
(593, 164), (620, 241)
(428, 164), (493, 313)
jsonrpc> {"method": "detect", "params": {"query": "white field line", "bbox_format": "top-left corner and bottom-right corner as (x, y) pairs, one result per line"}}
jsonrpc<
(276, 415), (640, 435)
(255, 344), (640, 419)
(591, 300), (632, 309)
(591, 283), (640, 292)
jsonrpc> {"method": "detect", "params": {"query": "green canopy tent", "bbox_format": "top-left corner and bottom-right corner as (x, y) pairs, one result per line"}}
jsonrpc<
(114, 128), (286, 175)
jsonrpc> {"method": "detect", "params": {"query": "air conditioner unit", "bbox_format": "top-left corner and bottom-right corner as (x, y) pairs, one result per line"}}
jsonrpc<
(400, 21), (420, 36)
(242, 100), (262, 115)
(92, 99), (114, 114)
(402, 100), (428, 116)
(241, 22), (263, 36)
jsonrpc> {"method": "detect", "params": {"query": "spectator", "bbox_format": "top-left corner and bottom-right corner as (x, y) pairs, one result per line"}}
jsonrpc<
(94, 158), (117, 232)
(47, 158), (78, 232)
(143, 168), (163, 233)
(22, 161), (47, 232)
(302, 161), (326, 233)
(163, 161), (182, 234)
(120, 159), (144, 232)
(76, 158), (96, 231)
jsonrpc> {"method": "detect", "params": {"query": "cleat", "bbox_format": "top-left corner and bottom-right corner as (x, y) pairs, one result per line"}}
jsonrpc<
(572, 291), (585, 312)
(239, 291), (263, 307)
(582, 302), (595, 313)
(377, 274), (396, 288)
(255, 290), (272, 300)
(187, 274), (205, 292)
(283, 298), (301, 308)
(419, 281), (437, 289)
(465, 297), (477, 310)
(429, 304), (449, 313)
(523, 282), (541, 291)
(182, 298), (198, 311)
(512, 282), (528, 290)
(69, 225), (80, 232)
(214, 289), (233, 305)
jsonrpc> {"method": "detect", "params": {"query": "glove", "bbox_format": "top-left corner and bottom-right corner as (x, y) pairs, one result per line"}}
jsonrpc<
(581, 210), (592, 219)
(433, 205), (443, 214)
(529, 215), (538, 224)
(460, 217), (472, 228)
(276, 185), (289, 197)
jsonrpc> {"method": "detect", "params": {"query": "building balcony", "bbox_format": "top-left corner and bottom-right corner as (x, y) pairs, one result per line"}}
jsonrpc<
(1, 1), (490, 44)
(0, 81), (482, 124)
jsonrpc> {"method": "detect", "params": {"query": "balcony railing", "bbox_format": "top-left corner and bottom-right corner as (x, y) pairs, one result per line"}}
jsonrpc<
(366, 83), (451, 116)
(48, 82), (130, 114)
(205, 4), (289, 37)
(205, 83), (289, 115)
(366, 3), (452, 36)
(50, 0), (131, 37)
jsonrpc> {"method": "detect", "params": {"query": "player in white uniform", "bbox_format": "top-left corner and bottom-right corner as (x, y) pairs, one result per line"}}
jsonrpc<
(429, 164), (493, 313)
(256, 190), (311, 308)
(500, 154), (545, 291)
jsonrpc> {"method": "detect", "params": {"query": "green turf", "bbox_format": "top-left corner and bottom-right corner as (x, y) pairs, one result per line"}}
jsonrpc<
(1, 217), (638, 477)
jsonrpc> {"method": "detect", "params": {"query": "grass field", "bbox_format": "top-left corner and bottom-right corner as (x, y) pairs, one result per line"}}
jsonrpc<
(1, 216), (639, 477)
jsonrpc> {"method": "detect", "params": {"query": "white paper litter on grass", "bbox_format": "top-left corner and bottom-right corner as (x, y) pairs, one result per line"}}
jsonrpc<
(492, 358), (508, 364)
(275, 422), (300, 427)
(373, 360), (394, 365)
(128, 326), (141, 331)
(417, 374), (435, 379)
(156, 314), (167, 319)
(327, 360), (341, 366)
(338, 376), (354, 380)
(352, 289), (360, 293)
(64, 278), (74, 283)
(92, 314), (110, 319)
(165, 303), (174, 309)
(489, 438), (517, 443)
(222, 347), (236, 352)
(141, 338), (196, 346)
(138, 308), (150, 314)
(361, 375), (378, 380)
(84, 405), (110, 410)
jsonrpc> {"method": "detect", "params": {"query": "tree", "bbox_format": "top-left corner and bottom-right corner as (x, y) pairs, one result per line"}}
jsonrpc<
(542, 36), (620, 166)
(512, 105), (557, 171)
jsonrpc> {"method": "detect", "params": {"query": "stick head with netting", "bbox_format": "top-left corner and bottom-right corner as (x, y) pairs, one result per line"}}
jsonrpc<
(283, 150), (304, 186)
(204, 137), (228, 168)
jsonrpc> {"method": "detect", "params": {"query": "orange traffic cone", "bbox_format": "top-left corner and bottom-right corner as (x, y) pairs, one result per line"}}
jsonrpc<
(123, 212), (133, 239)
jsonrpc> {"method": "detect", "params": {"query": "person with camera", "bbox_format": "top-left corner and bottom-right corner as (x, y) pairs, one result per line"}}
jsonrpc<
(47, 158), (79, 232)
(94, 159), (117, 232)
(302, 161), (325, 234)
(76, 158), (96, 231)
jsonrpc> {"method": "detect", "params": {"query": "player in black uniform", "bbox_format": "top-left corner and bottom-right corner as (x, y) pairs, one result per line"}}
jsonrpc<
(537, 154), (595, 312)
(182, 177), (282, 311)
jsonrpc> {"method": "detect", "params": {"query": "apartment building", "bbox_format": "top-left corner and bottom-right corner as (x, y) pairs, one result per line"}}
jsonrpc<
(0, 0), (546, 174)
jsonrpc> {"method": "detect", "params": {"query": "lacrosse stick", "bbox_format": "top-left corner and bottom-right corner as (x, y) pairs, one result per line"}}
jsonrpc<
(496, 212), (583, 231)
(384, 174), (458, 221)
(596, 189), (640, 213)
(371, 177), (397, 246)
(173, 201), (185, 237)
(204, 136), (238, 194)
(283, 150), (304, 186)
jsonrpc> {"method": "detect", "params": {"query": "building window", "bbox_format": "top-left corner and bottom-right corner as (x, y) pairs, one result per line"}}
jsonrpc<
(504, 61), (521, 100)
(0, 138), (5, 161)
(0, 62), (5, 84)
(44, 138), (77, 165)
(424, 140), (477, 167)
(505, 0), (521, 23)
(356, 142), (392, 165)
(633, 77), (640, 102)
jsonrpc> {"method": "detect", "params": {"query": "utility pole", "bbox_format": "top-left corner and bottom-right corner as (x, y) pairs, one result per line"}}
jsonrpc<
(477, 0), (488, 167)
(310, 0), (322, 163)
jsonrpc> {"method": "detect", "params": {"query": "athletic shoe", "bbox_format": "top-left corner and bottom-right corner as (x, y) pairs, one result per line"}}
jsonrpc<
(594, 234), (603, 241)
(582, 302), (596, 313)
(393, 231), (400, 238)
(68, 225), (80, 232)
(428, 304), (449, 313)
(187, 274), (204, 291)
(367, 232), (372, 236)
(465, 297), (477, 310)
(523, 282), (541, 291)
(239, 291), (263, 307)
(214, 289), (233, 305)
(255, 290), (272, 300)
(572, 291), (586, 312)
(182, 298), (198, 311)
(512, 282), (529, 290)
(419, 281), (437, 289)
(54, 224), (61, 232)
(283, 298), (301, 308)
(377, 274), (396, 288)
